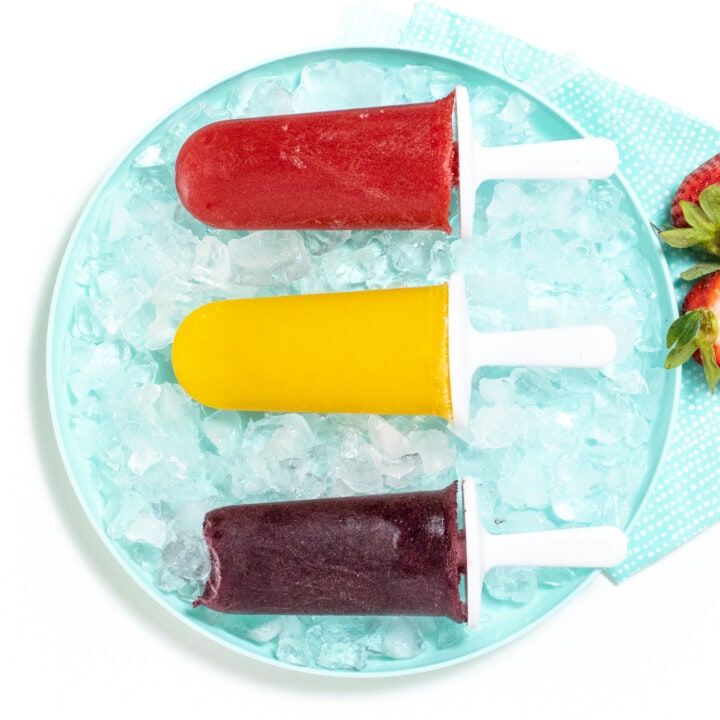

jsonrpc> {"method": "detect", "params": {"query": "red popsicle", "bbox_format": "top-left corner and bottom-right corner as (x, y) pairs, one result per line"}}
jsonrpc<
(175, 92), (456, 233)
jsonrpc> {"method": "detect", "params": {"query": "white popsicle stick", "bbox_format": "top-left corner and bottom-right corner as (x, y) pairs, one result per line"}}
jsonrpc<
(462, 477), (627, 629)
(448, 273), (617, 427)
(454, 86), (620, 240)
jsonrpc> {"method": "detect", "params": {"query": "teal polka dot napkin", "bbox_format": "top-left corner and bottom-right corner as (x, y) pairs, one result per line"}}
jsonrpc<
(339, 0), (719, 581)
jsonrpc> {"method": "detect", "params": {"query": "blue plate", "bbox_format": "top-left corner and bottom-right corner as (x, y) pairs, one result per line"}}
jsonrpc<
(47, 46), (678, 676)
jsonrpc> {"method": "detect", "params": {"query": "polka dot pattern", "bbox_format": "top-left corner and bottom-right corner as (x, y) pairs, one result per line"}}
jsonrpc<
(348, 0), (719, 582)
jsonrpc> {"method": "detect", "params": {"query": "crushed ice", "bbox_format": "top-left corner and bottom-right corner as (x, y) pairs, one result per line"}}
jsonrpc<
(59, 60), (667, 670)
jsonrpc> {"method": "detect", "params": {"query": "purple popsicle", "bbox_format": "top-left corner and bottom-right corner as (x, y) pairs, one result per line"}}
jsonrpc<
(193, 479), (627, 628)
(194, 482), (467, 622)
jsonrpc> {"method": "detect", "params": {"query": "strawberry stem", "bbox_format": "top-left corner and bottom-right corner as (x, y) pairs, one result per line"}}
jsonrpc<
(699, 344), (720, 394)
(665, 309), (720, 393)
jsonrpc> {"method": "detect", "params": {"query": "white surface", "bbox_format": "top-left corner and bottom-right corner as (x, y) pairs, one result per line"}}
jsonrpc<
(4, 1), (719, 718)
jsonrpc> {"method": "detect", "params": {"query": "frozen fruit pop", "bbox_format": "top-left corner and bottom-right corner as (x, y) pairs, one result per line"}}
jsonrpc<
(194, 478), (627, 627)
(171, 273), (617, 427)
(177, 91), (456, 234)
(175, 87), (619, 240)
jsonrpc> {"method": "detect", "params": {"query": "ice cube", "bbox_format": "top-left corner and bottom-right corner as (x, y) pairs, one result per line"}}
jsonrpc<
(145, 275), (205, 351)
(338, 444), (384, 495)
(380, 618), (424, 659)
(486, 182), (526, 220)
(539, 566), (576, 588)
(407, 429), (456, 475)
(127, 435), (163, 475)
(245, 79), (293, 116)
(125, 514), (167, 547)
(191, 235), (231, 287)
(396, 64), (433, 101)
(228, 231), (310, 286)
(317, 641), (367, 671)
(245, 617), (283, 644)
(428, 239), (453, 282)
(161, 532), (211, 584)
(67, 339), (132, 400)
(470, 405), (534, 449)
(367, 415), (410, 459)
(429, 70), (464, 98)
(293, 61), (386, 112)
(497, 453), (553, 510)
(125, 350), (158, 386)
(477, 375), (518, 405)
(104, 491), (149, 540)
(275, 637), (311, 667)
(92, 271), (152, 336)
(551, 466), (629, 525)
(266, 414), (315, 461)
(72, 296), (105, 342)
(435, 618), (469, 649)
(321, 243), (387, 291)
(386, 232), (438, 277)
(382, 453), (423, 489)
(303, 229), (351, 257)
(203, 411), (243, 457)
(471, 85), (511, 117)
(484, 566), (538, 604)
(132, 143), (164, 168)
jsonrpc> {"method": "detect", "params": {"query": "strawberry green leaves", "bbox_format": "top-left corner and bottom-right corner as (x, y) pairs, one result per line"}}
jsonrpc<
(699, 183), (720, 225)
(679, 262), (720, 282)
(665, 308), (720, 393)
(661, 184), (720, 256)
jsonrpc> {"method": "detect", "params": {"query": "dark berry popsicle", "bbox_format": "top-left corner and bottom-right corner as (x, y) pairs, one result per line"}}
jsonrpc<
(194, 482), (466, 621)
(193, 478), (627, 627)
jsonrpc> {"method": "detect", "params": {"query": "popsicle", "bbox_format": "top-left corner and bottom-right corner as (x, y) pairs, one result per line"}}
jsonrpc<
(175, 87), (619, 240)
(194, 478), (627, 627)
(171, 272), (617, 427)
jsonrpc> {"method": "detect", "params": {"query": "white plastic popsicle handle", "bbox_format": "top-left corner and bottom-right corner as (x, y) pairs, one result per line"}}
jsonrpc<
(468, 325), (618, 370)
(454, 86), (620, 240)
(448, 273), (617, 427)
(474, 138), (620, 183)
(462, 478), (627, 629)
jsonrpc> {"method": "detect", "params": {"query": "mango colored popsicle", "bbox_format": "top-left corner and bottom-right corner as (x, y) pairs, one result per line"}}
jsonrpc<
(171, 273), (616, 427)
(193, 478), (627, 627)
(175, 87), (619, 239)
(173, 281), (452, 419)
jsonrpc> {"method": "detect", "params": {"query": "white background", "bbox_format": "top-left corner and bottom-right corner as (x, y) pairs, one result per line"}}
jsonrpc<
(4, 1), (718, 718)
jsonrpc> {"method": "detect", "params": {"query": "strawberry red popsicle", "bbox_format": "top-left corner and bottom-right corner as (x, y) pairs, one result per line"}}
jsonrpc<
(176, 92), (456, 233)
(175, 87), (618, 239)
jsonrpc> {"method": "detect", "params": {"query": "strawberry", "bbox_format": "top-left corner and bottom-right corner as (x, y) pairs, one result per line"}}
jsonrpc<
(665, 269), (720, 392)
(660, 154), (720, 260)
(669, 154), (720, 227)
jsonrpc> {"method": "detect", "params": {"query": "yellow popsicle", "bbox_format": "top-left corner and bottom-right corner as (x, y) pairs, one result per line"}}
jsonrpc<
(171, 283), (454, 421)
